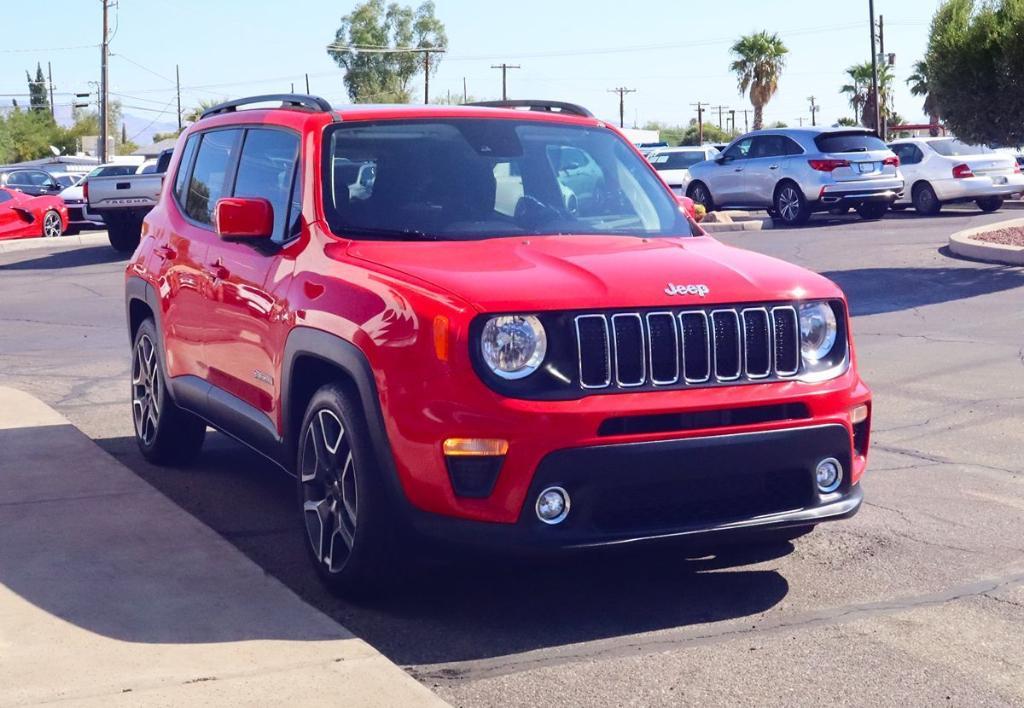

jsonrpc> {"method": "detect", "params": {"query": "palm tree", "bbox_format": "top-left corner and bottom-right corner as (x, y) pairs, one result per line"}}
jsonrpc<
(839, 61), (895, 128)
(729, 32), (788, 131)
(907, 59), (940, 136)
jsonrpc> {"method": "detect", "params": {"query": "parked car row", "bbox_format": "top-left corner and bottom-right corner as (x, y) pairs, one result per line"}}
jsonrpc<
(0, 154), (168, 243)
(642, 128), (1023, 226)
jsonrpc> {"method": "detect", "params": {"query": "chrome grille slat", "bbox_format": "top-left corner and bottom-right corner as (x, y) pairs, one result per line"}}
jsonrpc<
(574, 303), (803, 390)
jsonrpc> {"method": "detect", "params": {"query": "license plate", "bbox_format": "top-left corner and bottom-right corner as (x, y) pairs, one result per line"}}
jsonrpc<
(857, 162), (877, 173)
(993, 176), (1008, 185)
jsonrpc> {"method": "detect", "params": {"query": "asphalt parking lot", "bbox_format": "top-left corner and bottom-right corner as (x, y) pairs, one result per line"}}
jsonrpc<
(1, 209), (1022, 706)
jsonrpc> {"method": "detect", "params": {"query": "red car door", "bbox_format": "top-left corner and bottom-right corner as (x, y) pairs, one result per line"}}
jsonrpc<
(158, 128), (242, 381)
(202, 127), (301, 421)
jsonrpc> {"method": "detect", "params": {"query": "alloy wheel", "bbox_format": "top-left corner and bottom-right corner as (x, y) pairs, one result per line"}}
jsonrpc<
(301, 409), (358, 573)
(692, 184), (710, 208)
(131, 334), (162, 446)
(43, 211), (61, 238)
(777, 186), (801, 222)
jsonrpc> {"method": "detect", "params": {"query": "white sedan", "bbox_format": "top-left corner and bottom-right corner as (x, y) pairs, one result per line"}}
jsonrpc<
(647, 146), (720, 195)
(888, 137), (1024, 214)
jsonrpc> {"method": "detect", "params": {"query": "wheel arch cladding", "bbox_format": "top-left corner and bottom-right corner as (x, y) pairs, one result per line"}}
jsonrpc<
(281, 327), (409, 507)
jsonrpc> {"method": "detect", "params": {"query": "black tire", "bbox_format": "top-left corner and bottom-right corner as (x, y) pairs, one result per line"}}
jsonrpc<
(41, 210), (63, 238)
(890, 203), (908, 211)
(686, 181), (715, 212)
(773, 182), (810, 226)
(63, 225), (81, 236)
(855, 202), (888, 220)
(297, 383), (403, 598)
(912, 183), (941, 215)
(107, 216), (142, 252)
(131, 319), (206, 465)
(976, 196), (1004, 212)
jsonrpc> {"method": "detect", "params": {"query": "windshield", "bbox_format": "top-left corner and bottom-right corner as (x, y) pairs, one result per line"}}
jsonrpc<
(322, 119), (691, 241)
(649, 151), (707, 170)
(928, 139), (993, 156)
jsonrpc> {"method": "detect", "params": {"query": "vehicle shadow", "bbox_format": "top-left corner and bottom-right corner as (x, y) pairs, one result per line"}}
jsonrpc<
(0, 244), (125, 270)
(98, 432), (793, 664)
(821, 263), (1024, 316)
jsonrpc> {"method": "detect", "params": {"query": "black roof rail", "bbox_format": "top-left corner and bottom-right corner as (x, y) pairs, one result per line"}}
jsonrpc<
(200, 94), (333, 119)
(466, 99), (594, 118)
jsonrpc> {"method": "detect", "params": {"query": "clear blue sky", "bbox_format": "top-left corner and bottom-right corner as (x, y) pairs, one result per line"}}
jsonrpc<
(2, 0), (940, 139)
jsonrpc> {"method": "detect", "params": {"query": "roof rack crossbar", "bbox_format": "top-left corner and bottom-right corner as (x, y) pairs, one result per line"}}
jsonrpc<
(200, 94), (333, 119)
(466, 100), (594, 118)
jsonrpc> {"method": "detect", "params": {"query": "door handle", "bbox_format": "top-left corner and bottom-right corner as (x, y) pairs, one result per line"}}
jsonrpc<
(769, 164), (779, 170)
(734, 167), (744, 172)
(154, 245), (176, 261)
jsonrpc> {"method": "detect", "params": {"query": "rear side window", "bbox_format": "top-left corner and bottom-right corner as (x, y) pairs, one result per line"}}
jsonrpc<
(173, 135), (200, 202)
(184, 129), (242, 225)
(98, 165), (137, 177)
(650, 151), (706, 170)
(231, 128), (300, 243)
(928, 139), (993, 156)
(814, 132), (887, 153)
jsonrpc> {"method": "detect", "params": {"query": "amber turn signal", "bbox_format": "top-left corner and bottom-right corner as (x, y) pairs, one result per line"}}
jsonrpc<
(850, 404), (869, 424)
(433, 315), (449, 362)
(443, 438), (509, 457)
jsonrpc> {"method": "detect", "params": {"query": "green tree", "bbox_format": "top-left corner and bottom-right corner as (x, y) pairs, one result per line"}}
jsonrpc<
(151, 130), (182, 143)
(768, 120), (789, 128)
(182, 98), (226, 124)
(679, 121), (732, 146)
(907, 59), (940, 135)
(0, 106), (75, 162)
(926, 0), (1024, 145)
(642, 121), (688, 146)
(729, 31), (788, 130)
(327, 0), (447, 103)
(839, 61), (895, 128)
(835, 117), (859, 127)
(26, 63), (49, 114)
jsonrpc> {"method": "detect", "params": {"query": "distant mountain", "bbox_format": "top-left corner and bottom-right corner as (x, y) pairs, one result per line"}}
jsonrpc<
(122, 112), (179, 145)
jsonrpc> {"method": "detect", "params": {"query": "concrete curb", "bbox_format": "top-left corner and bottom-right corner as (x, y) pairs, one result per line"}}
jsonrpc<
(701, 218), (773, 233)
(0, 230), (110, 255)
(948, 218), (1024, 266)
(0, 386), (447, 707)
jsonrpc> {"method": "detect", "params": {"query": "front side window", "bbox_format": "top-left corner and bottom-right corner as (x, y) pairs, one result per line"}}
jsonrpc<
(724, 138), (753, 160)
(0, 190), (12, 204)
(322, 119), (691, 241)
(173, 135), (200, 202)
(231, 128), (300, 242)
(184, 129), (242, 225)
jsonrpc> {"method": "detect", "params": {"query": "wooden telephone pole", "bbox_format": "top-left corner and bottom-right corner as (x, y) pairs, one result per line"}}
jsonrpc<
(608, 87), (637, 128)
(490, 63), (521, 101)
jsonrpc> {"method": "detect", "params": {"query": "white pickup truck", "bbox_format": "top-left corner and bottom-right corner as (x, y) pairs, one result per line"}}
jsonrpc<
(85, 149), (173, 251)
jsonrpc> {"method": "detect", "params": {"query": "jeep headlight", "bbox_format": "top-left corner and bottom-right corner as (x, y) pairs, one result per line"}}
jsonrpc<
(480, 315), (547, 379)
(799, 302), (838, 362)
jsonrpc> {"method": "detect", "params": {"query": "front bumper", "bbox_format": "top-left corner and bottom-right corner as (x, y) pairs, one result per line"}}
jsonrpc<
(409, 424), (862, 551)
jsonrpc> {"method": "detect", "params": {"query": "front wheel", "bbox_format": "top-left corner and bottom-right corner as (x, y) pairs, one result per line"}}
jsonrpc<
(976, 196), (1004, 212)
(912, 183), (942, 216)
(773, 183), (810, 226)
(687, 182), (715, 212)
(131, 319), (206, 465)
(855, 202), (888, 220)
(42, 210), (63, 238)
(297, 383), (403, 597)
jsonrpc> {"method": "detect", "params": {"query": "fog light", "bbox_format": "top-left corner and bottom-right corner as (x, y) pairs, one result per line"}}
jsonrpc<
(851, 404), (869, 424)
(536, 486), (570, 524)
(815, 457), (843, 493)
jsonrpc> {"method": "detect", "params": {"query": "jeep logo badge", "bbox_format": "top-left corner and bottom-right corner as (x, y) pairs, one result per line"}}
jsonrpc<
(665, 283), (710, 297)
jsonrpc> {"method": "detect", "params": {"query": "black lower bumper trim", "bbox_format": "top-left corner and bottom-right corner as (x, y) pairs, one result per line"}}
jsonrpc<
(409, 424), (862, 552)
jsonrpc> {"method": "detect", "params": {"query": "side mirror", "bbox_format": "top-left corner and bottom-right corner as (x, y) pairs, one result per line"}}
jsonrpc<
(715, 155), (731, 165)
(214, 197), (274, 240)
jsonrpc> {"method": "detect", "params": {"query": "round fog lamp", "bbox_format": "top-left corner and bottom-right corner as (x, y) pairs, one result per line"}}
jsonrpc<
(536, 486), (570, 525)
(815, 457), (843, 493)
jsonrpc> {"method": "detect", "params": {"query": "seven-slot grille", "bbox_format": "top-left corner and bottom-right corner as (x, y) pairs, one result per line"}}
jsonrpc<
(575, 306), (800, 390)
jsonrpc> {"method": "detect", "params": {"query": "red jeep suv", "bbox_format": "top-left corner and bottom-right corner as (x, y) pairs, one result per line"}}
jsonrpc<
(125, 95), (871, 594)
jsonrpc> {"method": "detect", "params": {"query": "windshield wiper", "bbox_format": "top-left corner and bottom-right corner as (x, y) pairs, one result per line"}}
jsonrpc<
(338, 226), (440, 241)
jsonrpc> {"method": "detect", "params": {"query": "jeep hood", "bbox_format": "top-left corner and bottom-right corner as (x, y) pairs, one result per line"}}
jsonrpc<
(345, 235), (843, 312)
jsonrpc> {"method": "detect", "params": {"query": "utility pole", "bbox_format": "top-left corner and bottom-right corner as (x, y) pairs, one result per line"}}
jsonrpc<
(490, 63), (521, 101)
(690, 102), (707, 144)
(808, 96), (819, 126)
(47, 62), (55, 119)
(305, 73), (310, 94)
(711, 104), (728, 130)
(868, 0), (880, 135)
(797, 116), (804, 127)
(100, 0), (110, 162)
(608, 87), (636, 128)
(742, 109), (750, 133)
(424, 53), (430, 103)
(463, 76), (467, 103)
(175, 64), (182, 131)
(729, 109), (736, 136)
(877, 14), (886, 139)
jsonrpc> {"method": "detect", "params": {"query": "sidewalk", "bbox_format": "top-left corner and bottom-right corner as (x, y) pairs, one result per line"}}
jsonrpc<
(0, 387), (446, 707)
(0, 231), (109, 255)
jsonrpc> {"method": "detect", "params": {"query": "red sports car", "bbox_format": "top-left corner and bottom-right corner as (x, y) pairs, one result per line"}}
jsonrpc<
(0, 187), (68, 240)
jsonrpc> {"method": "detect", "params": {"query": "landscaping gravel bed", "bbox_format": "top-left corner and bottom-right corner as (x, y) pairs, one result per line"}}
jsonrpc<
(971, 226), (1024, 247)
